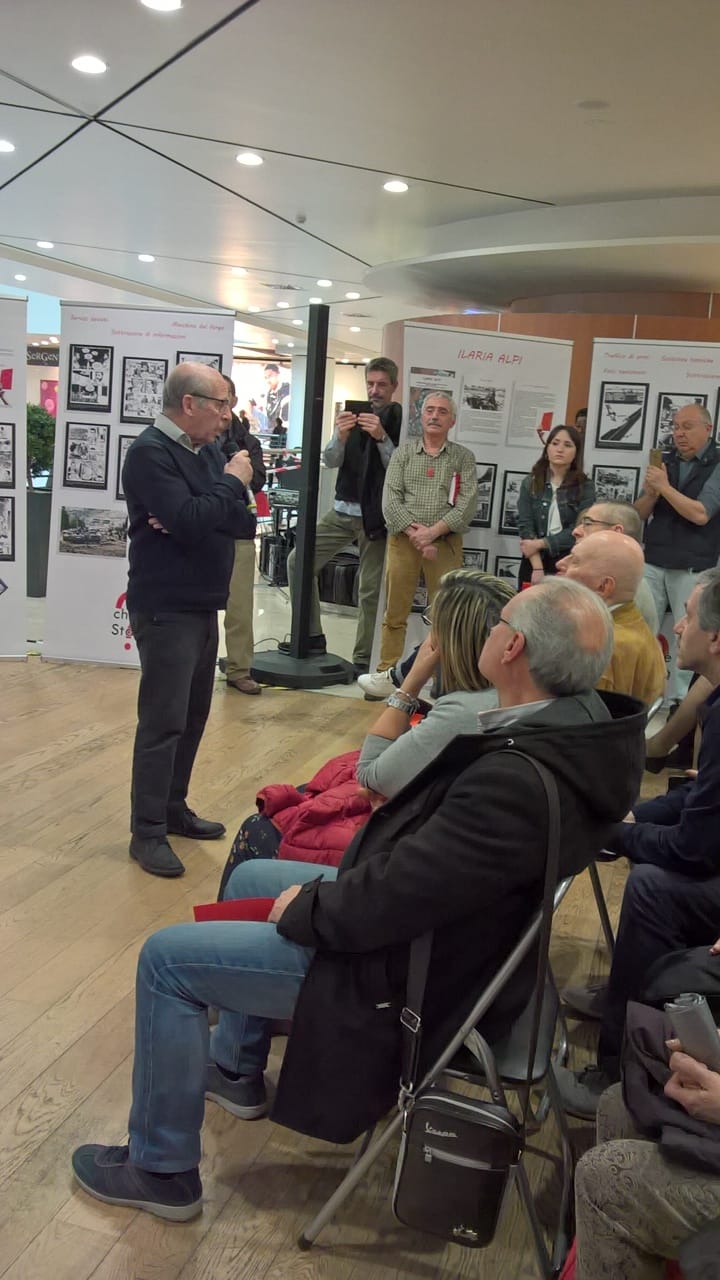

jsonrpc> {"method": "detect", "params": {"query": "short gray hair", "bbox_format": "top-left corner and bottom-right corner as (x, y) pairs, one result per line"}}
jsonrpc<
(697, 567), (720, 630)
(593, 501), (643, 542)
(163, 362), (216, 411)
(422, 390), (457, 418)
(510, 577), (614, 695)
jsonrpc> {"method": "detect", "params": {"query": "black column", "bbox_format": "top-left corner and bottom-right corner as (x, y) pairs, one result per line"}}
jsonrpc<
(288, 302), (328, 658)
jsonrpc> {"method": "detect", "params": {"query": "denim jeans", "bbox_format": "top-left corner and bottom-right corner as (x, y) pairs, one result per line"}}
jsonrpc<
(127, 858), (337, 1171)
(642, 565), (698, 701)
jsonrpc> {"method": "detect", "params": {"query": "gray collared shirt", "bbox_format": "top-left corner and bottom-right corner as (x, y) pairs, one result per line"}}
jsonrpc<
(476, 698), (554, 734)
(153, 411), (196, 453)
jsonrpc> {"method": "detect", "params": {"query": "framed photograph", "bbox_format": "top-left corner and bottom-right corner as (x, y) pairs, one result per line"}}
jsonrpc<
(592, 463), (641, 505)
(175, 351), (223, 372)
(59, 506), (128, 558)
(498, 470), (528, 535)
(63, 422), (109, 490)
(120, 356), (167, 424)
(654, 393), (707, 450)
(595, 381), (648, 451)
(462, 548), (488, 571)
(116, 434), (138, 501)
(67, 344), (114, 412)
(470, 462), (497, 529)
(0, 495), (14, 560)
(0, 422), (15, 489)
(495, 555), (521, 582)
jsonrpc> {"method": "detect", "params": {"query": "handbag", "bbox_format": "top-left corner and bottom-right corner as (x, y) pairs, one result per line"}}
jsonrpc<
(392, 752), (561, 1247)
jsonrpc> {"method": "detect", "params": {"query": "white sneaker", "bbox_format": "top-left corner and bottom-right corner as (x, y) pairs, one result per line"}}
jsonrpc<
(357, 669), (395, 701)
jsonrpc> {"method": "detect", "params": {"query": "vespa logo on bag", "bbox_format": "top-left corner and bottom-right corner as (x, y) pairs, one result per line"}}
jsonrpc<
(453, 1225), (480, 1242)
(425, 1122), (458, 1140)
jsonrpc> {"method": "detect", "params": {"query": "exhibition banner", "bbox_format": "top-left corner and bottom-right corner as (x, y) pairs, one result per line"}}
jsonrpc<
(43, 304), (234, 665)
(0, 296), (28, 659)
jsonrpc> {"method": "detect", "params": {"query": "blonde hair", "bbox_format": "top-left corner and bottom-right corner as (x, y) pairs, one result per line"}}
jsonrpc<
(432, 569), (515, 693)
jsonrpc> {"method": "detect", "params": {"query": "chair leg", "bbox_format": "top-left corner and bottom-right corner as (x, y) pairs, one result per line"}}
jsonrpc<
(546, 1065), (575, 1267)
(514, 1160), (553, 1279)
(588, 860), (615, 955)
(298, 1110), (404, 1249)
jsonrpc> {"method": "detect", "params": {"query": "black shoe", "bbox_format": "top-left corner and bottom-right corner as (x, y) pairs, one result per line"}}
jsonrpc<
(72, 1143), (202, 1222)
(166, 808), (226, 840)
(129, 836), (185, 878)
(218, 656), (227, 674)
(278, 633), (327, 656)
(205, 1062), (268, 1118)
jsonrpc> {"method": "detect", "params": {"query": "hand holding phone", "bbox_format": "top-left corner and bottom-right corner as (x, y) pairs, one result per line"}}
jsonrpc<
(664, 993), (720, 1072)
(649, 448), (663, 469)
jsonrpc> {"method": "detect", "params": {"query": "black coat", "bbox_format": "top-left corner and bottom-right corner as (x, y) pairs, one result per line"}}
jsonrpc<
(214, 413), (266, 493)
(272, 690), (647, 1142)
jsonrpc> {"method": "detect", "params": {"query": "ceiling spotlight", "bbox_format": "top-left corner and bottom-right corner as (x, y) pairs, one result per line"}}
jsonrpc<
(71, 54), (107, 74)
(287, 342), (295, 348)
(36, 240), (54, 249)
(140, 0), (183, 10)
(308, 296), (322, 304)
(31, 341), (39, 347)
(317, 278), (332, 288)
(349, 326), (361, 332)
(247, 305), (260, 313)
(138, 253), (155, 262)
(40, 340), (49, 346)
(340, 358), (349, 364)
(292, 318), (302, 326)
(231, 266), (247, 276)
(0, 139), (15, 153)
(383, 179), (409, 193)
(345, 291), (360, 300)
(276, 301), (289, 308)
(49, 336), (58, 343)
(13, 273), (26, 281)
(236, 151), (263, 166)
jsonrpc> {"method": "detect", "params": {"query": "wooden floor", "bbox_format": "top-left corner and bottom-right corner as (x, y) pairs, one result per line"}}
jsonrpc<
(0, 656), (663, 1280)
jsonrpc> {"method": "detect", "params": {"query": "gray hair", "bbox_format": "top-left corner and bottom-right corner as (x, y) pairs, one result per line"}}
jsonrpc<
(422, 390), (457, 418)
(593, 500), (643, 542)
(697, 567), (720, 630)
(163, 362), (216, 411)
(510, 577), (614, 695)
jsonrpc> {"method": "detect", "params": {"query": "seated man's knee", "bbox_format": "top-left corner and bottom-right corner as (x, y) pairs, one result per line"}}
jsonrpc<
(623, 863), (674, 914)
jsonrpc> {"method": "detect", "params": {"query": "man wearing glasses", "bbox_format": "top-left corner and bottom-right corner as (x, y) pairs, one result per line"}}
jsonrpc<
(122, 363), (256, 878)
(572, 499), (659, 634)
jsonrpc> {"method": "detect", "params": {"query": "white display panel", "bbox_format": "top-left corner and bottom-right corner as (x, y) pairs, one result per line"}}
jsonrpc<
(0, 296), (28, 659)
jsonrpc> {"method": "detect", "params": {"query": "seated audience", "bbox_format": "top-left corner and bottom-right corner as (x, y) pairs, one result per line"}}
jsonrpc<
(557, 530), (666, 704)
(557, 567), (720, 1117)
(517, 424), (594, 587)
(572, 499), (658, 633)
(71, 579), (645, 1221)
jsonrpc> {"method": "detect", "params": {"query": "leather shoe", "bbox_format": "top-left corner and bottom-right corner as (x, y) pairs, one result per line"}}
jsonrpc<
(166, 808), (226, 840)
(227, 675), (262, 695)
(129, 836), (185, 878)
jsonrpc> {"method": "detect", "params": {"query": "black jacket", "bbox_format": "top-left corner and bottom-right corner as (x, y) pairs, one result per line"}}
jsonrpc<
(123, 426), (256, 614)
(271, 690), (646, 1142)
(645, 443), (720, 570)
(214, 413), (266, 493)
(334, 402), (402, 539)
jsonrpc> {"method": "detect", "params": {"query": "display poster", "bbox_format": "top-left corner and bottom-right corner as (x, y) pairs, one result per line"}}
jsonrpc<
(0, 296), (28, 658)
(230, 359), (291, 437)
(44, 304), (234, 665)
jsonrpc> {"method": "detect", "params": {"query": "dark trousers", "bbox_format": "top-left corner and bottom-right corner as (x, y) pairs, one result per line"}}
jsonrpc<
(598, 862), (720, 1075)
(130, 610), (218, 839)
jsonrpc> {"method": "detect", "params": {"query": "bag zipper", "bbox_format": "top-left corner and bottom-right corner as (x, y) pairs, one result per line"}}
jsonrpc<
(422, 1145), (501, 1170)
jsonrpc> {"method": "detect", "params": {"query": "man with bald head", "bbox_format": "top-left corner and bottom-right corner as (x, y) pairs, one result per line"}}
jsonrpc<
(572, 500), (658, 633)
(122, 362), (256, 878)
(557, 530), (666, 705)
(636, 402), (720, 703)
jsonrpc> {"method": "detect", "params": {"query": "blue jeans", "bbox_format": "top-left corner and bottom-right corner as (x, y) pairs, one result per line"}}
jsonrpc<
(643, 564), (698, 701)
(127, 859), (337, 1171)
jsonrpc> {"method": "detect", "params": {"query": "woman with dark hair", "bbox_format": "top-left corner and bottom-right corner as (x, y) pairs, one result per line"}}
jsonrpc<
(517, 424), (594, 588)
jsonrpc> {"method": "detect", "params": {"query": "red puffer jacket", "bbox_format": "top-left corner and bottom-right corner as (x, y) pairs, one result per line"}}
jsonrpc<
(257, 750), (371, 866)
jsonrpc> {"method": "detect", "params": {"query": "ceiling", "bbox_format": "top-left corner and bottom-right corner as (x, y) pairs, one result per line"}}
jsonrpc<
(2, 0), (720, 357)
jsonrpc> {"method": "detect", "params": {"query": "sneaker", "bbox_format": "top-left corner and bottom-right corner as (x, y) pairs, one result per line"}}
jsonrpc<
(357, 669), (395, 701)
(205, 1062), (268, 1119)
(166, 809), (226, 840)
(129, 836), (185, 878)
(71, 1143), (202, 1222)
(560, 981), (607, 1020)
(278, 633), (327, 656)
(554, 1064), (613, 1119)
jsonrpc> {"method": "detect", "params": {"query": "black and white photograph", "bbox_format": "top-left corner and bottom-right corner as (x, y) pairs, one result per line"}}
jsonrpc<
(462, 548), (488, 571)
(463, 383), (506, 413)
(470, 462), (497, 528)
(0, 495), (14, 560)
(592, 463), (641, 505)
(59, 506), (128, 558)
(654, 392), (707, 450)
(498, 470), (528, 535)
(67, 345), (114, 412)
(121, 356), (167, 424)
(63, 422), (110, 490)
(594, 381), (649, 451)
(495, 555), (521, 581)
(116, 434), (138, 501)
(175, 351), (222, 372)
(0, 422), (15, 489)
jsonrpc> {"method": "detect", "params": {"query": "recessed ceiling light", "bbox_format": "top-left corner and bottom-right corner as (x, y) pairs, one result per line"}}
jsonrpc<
(31, 341), (39, 347)
(383, 179), (409, 193)
(362, 357), (370, 363)
(317, 279), (332, 288)
(308, 296), (322, 304)
(340, 358), (349, 364)
(271, 338), (279, 344)
(36, 240), (54, 249)
(141, 0), (183, 10)
(40, 340), (48, 346)
(0, 139), (15, 153)
(247, 305), (260, 313)
(71, 54), (107, 74)
(349, 326), (361, 332)
(292, 319), (303, 326)
(13, 273), (26, 281)
(236, 151), (263, 166)
(287, 342), (295, 348)
(231, 266), (247, 276)
(276, 301), (289, 309)
(49, 336), (58, 343)
(345, 291), (360, 300)
(138, 253), (155, 262)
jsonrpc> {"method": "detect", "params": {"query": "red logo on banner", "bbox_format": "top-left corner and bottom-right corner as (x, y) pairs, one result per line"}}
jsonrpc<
(112, 591), (134, 652)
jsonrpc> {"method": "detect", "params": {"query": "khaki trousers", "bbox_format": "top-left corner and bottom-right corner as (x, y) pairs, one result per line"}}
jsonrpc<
(378, 531), (463, 670)
(224, 538), (256, 678)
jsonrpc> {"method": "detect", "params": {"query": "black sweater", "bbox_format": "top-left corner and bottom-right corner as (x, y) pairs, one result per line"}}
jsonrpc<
(122, 426), (256, 613)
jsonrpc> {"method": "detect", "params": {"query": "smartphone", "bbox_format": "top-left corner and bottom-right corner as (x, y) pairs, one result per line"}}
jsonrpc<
(649, 448), (663, 468)
(344, 399), (372, 417)
(664, 992), (720, 1071)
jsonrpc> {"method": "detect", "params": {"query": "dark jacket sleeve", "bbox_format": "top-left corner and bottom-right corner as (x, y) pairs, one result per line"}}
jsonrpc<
(277, 758), (548, 952)
(236, 423), (266, 492)
(516, 476), (537, 540)
(124, 441), (255, 545)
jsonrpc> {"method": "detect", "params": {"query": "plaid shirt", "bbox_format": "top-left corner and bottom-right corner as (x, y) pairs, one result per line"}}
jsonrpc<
(382, 437), (478, 534)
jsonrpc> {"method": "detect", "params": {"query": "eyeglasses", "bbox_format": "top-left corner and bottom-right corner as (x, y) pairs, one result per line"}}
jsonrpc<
(580, 516), (614, 529)
(497, 616), (518, 633)
(190, 392), (231, 409)
(421, 607), (433, 627)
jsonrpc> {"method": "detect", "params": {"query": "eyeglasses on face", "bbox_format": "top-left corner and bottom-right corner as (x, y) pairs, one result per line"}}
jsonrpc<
(580, 516), (614, 529)
(421, 607), (433, 627)
(190, 392), (231, 409)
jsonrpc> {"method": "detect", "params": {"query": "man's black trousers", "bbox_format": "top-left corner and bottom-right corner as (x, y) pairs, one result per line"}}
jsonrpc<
(129, 610), (218, 838)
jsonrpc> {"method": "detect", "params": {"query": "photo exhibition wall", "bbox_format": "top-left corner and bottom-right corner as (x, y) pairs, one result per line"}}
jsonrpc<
(43, 303), (235, 665)
(0, 295), (27, 658)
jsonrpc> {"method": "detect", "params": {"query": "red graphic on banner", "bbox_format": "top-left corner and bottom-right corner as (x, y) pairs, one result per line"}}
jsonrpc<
(113, 591), (134, 651)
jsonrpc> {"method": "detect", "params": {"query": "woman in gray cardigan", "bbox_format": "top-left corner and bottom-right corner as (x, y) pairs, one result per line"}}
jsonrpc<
(356, 569), (514, 799)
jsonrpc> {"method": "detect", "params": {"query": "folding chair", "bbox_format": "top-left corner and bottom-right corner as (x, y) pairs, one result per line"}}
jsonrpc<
(298, 876), (575, 1279)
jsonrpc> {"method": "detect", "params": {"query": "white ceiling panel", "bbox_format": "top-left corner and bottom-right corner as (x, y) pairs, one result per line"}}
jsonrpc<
(0, 104), (87, 185)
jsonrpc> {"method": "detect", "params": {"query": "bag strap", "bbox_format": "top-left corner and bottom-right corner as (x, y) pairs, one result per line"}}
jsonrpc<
(400, 929), (432, 1097)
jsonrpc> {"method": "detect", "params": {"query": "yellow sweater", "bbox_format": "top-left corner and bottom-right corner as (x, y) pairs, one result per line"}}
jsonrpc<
(597, 600), (666, 706)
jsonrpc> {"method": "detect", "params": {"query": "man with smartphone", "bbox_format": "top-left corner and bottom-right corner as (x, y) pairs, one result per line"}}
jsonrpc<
(281, 356), (402, 674)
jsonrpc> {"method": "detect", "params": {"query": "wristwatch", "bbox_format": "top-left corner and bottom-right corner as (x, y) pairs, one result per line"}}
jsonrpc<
(387, 691), (420, 715)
